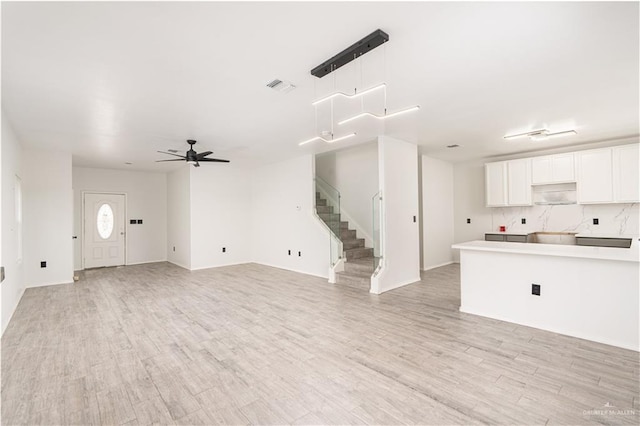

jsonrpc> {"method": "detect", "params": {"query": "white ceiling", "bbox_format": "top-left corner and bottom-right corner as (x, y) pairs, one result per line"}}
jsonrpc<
(2, 2), (638, 171)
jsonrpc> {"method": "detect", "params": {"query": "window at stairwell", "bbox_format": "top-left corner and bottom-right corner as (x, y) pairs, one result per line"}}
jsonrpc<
(96, 204), (114, 239)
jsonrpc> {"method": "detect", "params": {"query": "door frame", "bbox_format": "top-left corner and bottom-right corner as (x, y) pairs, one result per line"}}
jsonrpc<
(81, 191), (127, 270)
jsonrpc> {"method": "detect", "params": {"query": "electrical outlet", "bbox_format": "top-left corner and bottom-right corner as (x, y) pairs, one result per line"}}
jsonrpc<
(521, 218), (526, 224)
(593, 218), (599, 225)
(298, 251), (302, 257)
(137, 219), (143, 224)
(466, 218), (471, 224)
(413, 215), (416, 223)
(532, 284), (541, 296)
(288, 250), (291, 256)
(129, 219), (136, 224)
(173, 246), (175, 252)
(40, 261), (47, 268)
(222, 247), (226, 253)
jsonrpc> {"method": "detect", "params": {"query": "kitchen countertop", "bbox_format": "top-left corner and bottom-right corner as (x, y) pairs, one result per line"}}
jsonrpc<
(453, 239), (640, 263)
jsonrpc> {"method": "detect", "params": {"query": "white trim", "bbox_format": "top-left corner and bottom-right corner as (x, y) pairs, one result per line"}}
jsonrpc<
(422, 261), (454, 271)
(125, 259), (168, 266)
(1, 287), (26, 337)
(252, 262), (329, 280)
(81, 191), (127, 270)
(167, 260), (191, 270)
(459, 307), (639, 352)
(370, 276), (421, 295)
(190, 261), (252, 271)
(27, 280), (73, 289)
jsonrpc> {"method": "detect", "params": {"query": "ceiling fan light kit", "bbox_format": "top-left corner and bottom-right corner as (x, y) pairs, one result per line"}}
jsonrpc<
(298, 29), (420, 147)
(156, 139), (230, 167)
(504, 129), (577, 141)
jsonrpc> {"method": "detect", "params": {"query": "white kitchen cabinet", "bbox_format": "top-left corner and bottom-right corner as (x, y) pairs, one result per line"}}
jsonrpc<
(485, 161), (507, 206)
(507, 159), (532, 205)
(531, 153), (575, 184)
(485, 159), (531, 207)
(577, 148), (613, 204)
(612, 144), (639, 203)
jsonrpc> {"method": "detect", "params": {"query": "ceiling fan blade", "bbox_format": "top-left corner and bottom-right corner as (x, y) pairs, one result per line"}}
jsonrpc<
(196, 151), (213, 159)
(158, 151), (186, 158)
(198, 158), (230, 163)
(155, 159), (185, 162)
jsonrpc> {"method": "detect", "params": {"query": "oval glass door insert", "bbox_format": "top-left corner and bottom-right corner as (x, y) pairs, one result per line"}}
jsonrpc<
(97, 204), (114, 239)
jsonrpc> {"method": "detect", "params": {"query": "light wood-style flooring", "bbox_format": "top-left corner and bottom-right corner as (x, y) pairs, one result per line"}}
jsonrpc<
(2, 262), (638, 425)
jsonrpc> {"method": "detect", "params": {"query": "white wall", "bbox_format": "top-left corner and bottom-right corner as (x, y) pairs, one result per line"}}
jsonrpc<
(422, 155), (455, 270)
(315, 142), (379, 246)
(371, 136), (421, 294)
(22, 149), (74, 288)
(167, 167), (191, 269)
(1, 113), (24, 334)
(453, 161), (493, 261)
(190, 166), (252, 270)
(72, 167), (167, 269)
(251, 155), (331, 278)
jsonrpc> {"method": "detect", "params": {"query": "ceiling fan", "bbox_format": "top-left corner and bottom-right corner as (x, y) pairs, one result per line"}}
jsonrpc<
(157, 139), (230, 167)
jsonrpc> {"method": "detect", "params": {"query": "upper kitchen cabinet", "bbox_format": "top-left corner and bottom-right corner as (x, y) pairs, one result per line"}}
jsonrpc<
(612, 144), (639, 203)
(507, 159), (532, 205)
(531, 153), (575, 184)
(577, 148), (613, 203)
(485, 159), (532, 207)
(485, 161), (507, 206)
(577, 144), (639, 204)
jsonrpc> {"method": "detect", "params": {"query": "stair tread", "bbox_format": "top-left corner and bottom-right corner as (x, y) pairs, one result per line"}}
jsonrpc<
(337, 270), (371, 279)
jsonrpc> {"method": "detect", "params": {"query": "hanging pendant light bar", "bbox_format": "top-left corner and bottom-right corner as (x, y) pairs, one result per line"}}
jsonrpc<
(311, 83), (386, 106)
(338, 105), (420, 126)
(310, 29), (389, 79)
(298, 133), (357, 146)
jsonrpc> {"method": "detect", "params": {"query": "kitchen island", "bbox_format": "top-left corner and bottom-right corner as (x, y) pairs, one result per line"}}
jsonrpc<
(452, 239), (639, 351)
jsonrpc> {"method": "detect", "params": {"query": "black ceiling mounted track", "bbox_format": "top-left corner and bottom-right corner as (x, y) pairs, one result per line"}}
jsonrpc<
(310, 29), (389, 79)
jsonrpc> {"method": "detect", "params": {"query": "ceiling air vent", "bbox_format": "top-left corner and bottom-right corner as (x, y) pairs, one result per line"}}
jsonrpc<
(266, 79), (296, 94)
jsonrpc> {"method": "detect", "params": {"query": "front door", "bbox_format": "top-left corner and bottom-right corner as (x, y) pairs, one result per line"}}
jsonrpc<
(83, 193), (125, 268)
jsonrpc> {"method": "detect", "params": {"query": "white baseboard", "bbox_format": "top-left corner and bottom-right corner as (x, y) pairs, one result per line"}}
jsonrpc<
(422, 261), (455, 271)
(27, 280), (74, 289)
(126, 259), (167, 266)
(2, 287), (26, 337)
(460, 306), (639, 352)
(190, 261), (252, 271)
(252, 262), (329, 280)
(371, 276), (422, 295)
(167, 260), (191, 270)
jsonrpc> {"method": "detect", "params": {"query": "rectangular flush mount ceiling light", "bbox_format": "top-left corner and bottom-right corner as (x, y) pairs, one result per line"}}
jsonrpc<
(504, 129), (577, 141)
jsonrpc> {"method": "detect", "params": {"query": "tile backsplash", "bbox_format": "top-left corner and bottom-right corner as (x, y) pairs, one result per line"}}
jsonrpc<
(492, 203), (639, 236)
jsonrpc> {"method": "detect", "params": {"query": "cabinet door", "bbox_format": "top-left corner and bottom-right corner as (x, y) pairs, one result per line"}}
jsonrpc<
(507, 159), (532, 205)
(613, 144), (639, 202)
(551, 153), (575, 182)
(577, 149), (613, 204)
(531, 157), (552, 184)
(485, 162), (507, 206)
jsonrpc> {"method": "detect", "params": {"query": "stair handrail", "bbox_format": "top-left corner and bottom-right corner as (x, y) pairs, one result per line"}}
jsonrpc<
(314, 176), (341, 210)
(314, 176), (343, 269)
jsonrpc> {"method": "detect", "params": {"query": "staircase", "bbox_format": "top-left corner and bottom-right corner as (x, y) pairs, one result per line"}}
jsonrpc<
(316, 192), (374, 289)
